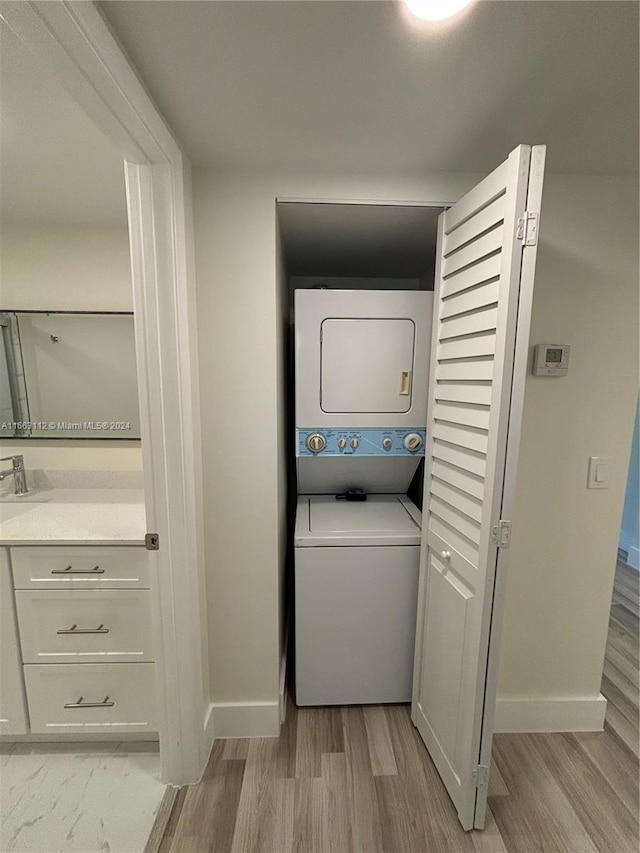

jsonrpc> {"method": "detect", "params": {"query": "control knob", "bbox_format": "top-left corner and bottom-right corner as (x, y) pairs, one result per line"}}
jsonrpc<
(350, 438), (359, 449)
(337, 438), (347, 449)
(404, 432), (423, 452)
(382, 437), (393, 451)
(306, 433), (327, 453)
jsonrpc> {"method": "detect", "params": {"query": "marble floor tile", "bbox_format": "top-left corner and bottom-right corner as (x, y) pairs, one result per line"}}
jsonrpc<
(0, 742), (164, 852)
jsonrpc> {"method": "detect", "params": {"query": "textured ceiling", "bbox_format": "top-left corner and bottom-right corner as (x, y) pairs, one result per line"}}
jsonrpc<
(101, 0), (639, 176)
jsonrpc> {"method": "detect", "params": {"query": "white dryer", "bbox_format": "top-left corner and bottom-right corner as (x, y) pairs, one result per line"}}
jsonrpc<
(295, 495), (421, 706)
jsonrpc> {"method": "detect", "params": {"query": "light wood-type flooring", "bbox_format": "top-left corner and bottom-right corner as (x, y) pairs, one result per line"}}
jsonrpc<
(151, 559), (639, 853)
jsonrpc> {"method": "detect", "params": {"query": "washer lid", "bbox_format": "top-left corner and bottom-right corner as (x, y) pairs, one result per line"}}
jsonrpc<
(295, 494), (421, 547)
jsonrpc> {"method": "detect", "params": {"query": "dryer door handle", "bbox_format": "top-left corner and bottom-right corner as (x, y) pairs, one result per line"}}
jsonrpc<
(400, 370), (412, 396)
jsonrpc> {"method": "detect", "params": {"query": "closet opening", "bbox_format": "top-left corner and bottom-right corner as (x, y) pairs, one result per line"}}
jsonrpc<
(275, 199), (445, 711)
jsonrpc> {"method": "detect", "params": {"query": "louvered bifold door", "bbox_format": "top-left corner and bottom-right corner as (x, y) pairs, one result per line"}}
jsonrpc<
(411, 145), (546, 831)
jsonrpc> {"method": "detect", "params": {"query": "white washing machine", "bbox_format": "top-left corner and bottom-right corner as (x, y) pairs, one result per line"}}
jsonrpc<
(295, 495), (421, 706)
(294, 289), (433, 706)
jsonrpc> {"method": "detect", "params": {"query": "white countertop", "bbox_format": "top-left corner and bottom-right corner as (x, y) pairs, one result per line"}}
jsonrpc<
(0, 472), (146, 546)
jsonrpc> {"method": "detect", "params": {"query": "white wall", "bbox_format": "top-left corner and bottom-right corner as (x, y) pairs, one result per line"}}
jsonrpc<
(0, 224), (142, 469)
(496, 175), (639, 729)
(193, 170), (480, 723)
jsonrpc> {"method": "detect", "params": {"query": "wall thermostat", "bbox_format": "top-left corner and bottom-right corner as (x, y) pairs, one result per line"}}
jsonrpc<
(533, 344), (570, 376)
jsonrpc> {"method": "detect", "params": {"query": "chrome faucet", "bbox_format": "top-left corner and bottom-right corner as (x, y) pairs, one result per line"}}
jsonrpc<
(0, 455), (29, 495)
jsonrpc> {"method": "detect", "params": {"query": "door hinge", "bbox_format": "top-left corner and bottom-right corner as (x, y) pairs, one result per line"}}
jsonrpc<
(145, 533), (159, 551)
(473, 764), (490, 790)
(491, 520), (511, 549)
(516, 211), (539, 246)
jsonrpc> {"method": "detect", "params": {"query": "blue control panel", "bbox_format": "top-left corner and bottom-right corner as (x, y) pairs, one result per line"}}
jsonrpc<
(297, 427), (427, 457)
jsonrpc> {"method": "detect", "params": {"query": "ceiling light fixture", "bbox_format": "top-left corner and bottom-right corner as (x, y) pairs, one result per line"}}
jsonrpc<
(403, 0), (475, 22)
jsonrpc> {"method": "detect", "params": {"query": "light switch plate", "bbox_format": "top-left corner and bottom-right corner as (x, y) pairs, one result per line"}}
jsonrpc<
(587, 456), (610, 489)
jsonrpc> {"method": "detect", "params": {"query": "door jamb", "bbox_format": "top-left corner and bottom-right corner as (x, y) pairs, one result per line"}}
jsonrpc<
(0, 1), (211, 784)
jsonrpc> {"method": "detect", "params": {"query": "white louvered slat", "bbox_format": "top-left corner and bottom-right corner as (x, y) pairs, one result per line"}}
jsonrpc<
(441, 255), (502, 299)
(435, 382), (492, 406)
(442, 227), (503, 278)
(437, 358), (494, 382)
(428, 513), (480, 566)
(443, 160), (509, 233)
(444, 195), (506, 255)
(440, 306), (498, 340)
(438, 333), (496, 361)
(441, 279), (500, 319)
(431, 458), (485, 501)
(429, 496), (481, 545)
(434, 401), (491, 431)
(432, 421), (489, 454)
(430, 478), (483, 523)
(432, 440), (487, 479)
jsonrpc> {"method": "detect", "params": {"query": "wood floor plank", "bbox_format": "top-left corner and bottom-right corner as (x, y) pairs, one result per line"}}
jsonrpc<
(492, 734), (599, 853)
(386, 704), (475, 852)
(342, 705), (384, 853)
(146, 787), (179, 853)
(170, 749), (245, 853)
(612, 589), (640, 618)
(320, 752), (352, 853)
(292, 777), (324, 853)
(610, 603), (640, 636)
(157, 787), (188, 853)
(470, 806), (510, 853)
(264, 778), (295, 853)
(363, 705), (398, 776)
(295, 706), (343, 778)
(574, 729), (639, 818)
(602, 661), (639, 711)
(486, 759), (509, 798)
(229, 738), (277, 853)
(374, 775), (422, 853)
(604, 705), (640, 758)
(272, 689), (298, 779)
(606, 624), (638, 668)
(222, 739), (249, 761)
(604, 641), (640, 687)
(166, 836), (201, 853)
(534, 732), (638, 853)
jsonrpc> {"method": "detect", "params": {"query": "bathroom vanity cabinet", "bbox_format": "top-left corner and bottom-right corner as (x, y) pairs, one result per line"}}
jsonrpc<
(0, 496), (156, 739)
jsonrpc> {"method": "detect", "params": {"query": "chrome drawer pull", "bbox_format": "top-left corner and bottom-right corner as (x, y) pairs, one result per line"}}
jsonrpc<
(64, 696), (114, 709)
(51, 565), (105, 575)
(56, 623), (110, 635)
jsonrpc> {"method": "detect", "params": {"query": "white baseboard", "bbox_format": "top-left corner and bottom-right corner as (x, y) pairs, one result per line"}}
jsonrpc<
(204, 702), (216, 743)
(494, 694), (607, 733)
(208, 701), (280, 738)
(620, 541), (640, 571)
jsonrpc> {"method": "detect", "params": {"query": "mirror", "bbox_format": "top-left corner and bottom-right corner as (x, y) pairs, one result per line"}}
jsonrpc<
(0, 311), (140, 439)
(1, 17), (138, 444)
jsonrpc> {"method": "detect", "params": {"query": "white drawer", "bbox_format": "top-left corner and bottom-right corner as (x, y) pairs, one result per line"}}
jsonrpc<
(24, 663), (157, 734)
(11, 546), (149, 589)
(16, 590), (155, 664)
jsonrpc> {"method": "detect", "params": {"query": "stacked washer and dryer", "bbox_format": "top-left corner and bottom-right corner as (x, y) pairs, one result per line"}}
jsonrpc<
(294, 289), (433, 706)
